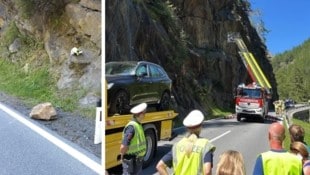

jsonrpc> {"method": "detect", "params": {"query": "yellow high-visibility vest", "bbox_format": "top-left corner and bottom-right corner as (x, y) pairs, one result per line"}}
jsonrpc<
(172, 137), (215, 175)
(262, 151), (302, 175)
(123, 121), (146, 157)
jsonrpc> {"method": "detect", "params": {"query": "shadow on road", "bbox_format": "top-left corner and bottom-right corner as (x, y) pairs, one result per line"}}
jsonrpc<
(142, 143), (173, 174)
(107, 144), (173, 175)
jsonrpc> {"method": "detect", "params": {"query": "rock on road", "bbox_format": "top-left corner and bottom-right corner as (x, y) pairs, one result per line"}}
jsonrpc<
(0, 102), (101, 175)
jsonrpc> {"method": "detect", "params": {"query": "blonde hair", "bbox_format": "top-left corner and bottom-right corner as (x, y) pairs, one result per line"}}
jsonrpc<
(290, 141), (309, 163)
(216, 150), (246, 175)
(184, 127), (201, 156)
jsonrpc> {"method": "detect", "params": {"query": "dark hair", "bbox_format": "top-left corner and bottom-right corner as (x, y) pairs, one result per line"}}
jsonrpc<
(289, 124), (305, 142)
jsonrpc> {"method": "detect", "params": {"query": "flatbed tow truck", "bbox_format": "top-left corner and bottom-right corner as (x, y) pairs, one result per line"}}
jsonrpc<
(100, 82), (178, 170)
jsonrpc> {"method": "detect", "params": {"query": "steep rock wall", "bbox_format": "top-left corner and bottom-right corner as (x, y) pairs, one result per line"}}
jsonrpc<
(0, 0), (101, 108)
(106, 0), (277, 117)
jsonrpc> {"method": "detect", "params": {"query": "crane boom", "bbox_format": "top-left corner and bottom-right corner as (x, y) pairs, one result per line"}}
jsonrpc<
(228, 33), (272, 90)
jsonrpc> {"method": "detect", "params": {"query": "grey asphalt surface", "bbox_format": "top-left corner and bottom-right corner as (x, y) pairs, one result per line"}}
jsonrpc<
(107, 112), (286, 175)
(0, 103), (101, 175)
(141, 113), (281, 175)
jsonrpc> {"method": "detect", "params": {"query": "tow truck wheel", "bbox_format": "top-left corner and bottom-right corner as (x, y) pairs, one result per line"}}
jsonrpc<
(143, 129), (156, 168)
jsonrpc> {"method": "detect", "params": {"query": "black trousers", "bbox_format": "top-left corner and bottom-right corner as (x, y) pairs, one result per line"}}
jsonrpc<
(122, 157), (143, 175)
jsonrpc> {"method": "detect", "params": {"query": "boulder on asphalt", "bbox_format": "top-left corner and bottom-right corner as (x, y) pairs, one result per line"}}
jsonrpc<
(30, 102), (57, 120)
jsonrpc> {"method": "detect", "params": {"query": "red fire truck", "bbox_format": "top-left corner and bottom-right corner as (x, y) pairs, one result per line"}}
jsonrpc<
(235, 82), (270, 122)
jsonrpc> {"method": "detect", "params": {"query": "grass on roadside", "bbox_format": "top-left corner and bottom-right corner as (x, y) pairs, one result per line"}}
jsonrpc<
(0, 60), (54, 104)
(0, 59), (94, 118)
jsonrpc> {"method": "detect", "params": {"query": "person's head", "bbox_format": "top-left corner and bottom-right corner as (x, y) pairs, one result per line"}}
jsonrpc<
(130, 103), (147, 122)
(268, 122), (286, 143)
(290, 141), (309, 164)
(289, 124), (305, 143)
(182, 110), (205, 156)
(216, 150), (245, 175)
(183, 110), (204, 136)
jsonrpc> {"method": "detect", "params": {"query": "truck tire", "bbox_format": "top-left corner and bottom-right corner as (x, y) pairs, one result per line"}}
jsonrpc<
(260, 113), (266, 123)
(143, 129), (156, 168)
(237, 114), (241, 121)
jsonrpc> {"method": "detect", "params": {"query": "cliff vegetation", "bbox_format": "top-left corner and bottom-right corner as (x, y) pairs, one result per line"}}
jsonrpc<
(0, 0), (101, 117)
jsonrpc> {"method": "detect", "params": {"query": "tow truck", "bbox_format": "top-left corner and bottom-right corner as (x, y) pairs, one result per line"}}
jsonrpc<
(228, 33), (272, 122)
(101, 82), (178, 170)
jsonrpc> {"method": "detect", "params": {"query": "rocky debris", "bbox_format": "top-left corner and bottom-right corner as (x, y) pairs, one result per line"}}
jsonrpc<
(0, 16), (4, 29)
(79, 93), (101, 107)
(30, 102), (57, 120)
(9, 38), (21, 53)
(70, 47), (83, 56)
(224, 114), (236, 119)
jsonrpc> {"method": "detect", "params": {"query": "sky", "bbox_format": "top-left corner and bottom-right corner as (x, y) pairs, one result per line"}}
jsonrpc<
(249, 0), (310, 55)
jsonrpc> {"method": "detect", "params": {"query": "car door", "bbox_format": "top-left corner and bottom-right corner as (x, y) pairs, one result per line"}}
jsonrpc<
(130, 63), (152, 104)
(148, 64), (165, 102)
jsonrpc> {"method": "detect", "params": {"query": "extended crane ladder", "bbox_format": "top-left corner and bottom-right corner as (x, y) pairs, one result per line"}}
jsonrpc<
(234, 38), (272, 89)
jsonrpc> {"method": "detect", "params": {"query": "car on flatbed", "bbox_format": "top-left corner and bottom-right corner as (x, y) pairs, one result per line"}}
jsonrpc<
(106, 61), (172, 115)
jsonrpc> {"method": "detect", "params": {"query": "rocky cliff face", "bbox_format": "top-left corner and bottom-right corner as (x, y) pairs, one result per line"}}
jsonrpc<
(106, 0), (277, 117)
(0, 0), (101, 108)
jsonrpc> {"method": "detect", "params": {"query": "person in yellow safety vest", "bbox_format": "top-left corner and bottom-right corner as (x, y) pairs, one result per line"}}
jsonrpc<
(273, 100), (280, 114)
(120, 103), (147, 175)
(156, 110), (216, 175)
(252, 123), (302, 175)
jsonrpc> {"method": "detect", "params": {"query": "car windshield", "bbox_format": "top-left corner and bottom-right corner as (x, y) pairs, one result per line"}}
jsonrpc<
(106, 62), (137, 75)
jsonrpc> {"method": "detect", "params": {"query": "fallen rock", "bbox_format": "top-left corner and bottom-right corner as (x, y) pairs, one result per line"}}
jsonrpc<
(30, 102), (57, 120)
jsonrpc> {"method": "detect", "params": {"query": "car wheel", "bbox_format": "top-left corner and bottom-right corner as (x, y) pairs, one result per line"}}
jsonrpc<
(109, 90), (130, 115)
(157, 92), (170, 111)
(143, 129), (156, 168)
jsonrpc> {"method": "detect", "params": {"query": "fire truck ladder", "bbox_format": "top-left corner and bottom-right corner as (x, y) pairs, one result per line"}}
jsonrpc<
(228, 33), (272, 89)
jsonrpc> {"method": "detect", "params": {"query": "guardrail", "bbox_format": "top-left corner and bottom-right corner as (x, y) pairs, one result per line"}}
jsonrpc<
(285, 104), (310, 125)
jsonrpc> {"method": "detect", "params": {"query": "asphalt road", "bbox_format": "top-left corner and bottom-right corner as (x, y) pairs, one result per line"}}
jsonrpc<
(142, 113), (282, 175)
(0, 102), (101, 175)
(107, 112), (284, 175)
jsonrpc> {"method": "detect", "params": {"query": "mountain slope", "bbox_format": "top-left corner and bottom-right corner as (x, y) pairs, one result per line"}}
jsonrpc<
(271, 38), (310, 102)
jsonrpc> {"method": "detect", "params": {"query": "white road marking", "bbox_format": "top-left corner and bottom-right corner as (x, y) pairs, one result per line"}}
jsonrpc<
(0, 103), (102, 174)
(210, 130), (231, 142)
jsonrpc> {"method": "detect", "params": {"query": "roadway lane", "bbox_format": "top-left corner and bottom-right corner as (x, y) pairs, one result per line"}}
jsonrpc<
(141, 115), (281, 175)
(0, 103), (101, 175)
